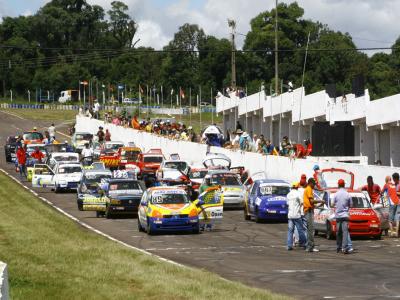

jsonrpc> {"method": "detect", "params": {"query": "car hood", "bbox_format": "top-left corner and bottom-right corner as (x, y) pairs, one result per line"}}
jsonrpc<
(259, 195), (288, 202)
(222, 186), (245, 193)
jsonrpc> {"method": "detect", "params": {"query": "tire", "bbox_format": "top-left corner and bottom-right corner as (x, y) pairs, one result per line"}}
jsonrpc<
(373, 231), (382, 240)
(96, 211), (104, 218)
(314, 230), (319, 236)
(254, 207), (261, 223)
(146, 218), (154, 235)
(55, 185), (61, 193)
(105, 206), (112, 219)
(77, 202), (83, 211)
(137, 218), (145, 232)
(192, 224), (200, 234)
(326, 222), (335, 240)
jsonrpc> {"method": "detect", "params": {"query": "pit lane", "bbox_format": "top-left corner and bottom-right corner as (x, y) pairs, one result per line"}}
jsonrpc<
(1, 110), (400, 299)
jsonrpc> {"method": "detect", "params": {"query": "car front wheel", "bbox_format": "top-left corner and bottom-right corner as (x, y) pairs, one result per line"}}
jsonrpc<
(326, 222), (335, 240)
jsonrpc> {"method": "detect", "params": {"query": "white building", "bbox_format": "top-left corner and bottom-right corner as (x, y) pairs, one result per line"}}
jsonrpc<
(217, 88), (400, 167)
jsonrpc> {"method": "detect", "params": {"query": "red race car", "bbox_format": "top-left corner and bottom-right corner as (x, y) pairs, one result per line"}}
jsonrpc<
(313, 168), (382, 239)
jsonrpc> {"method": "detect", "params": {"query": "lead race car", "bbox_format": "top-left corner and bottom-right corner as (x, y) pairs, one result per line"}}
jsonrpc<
(137, 187), (201, 234)
(313, 168), (382, 239)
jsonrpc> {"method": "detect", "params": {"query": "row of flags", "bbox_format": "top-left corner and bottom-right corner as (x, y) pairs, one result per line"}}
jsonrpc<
(80, 80), (186, 98)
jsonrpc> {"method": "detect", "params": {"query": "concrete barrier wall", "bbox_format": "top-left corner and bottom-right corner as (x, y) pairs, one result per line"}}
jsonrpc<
(0, 262), (9, 300)
(76, 116), (400, 188)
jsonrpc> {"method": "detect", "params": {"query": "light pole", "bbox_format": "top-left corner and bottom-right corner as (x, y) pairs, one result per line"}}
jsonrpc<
(274, 0), (279, 96)
(228, 19), (237, 89)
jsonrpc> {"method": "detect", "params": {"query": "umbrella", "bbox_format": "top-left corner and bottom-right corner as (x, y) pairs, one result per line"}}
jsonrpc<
(203, 125), (221, 135)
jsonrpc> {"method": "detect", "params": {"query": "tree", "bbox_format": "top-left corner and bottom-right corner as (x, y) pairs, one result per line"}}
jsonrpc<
(108, 1), (137, 48)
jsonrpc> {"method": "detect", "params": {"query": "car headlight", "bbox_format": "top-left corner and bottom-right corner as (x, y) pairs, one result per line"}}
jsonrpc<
(110, 199), (121, 205)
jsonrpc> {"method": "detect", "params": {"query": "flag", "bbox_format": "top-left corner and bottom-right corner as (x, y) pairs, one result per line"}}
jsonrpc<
(170, 88), (174, 95)
(101, 84), (106, 88)
(80, 80), (88, 86)
(180, 87), (185, 99)
(118, 84), (124, 90)
(139, 84), (144, 94)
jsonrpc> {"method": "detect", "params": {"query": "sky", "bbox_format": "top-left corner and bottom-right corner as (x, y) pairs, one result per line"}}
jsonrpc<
(0, 0), (398, 53)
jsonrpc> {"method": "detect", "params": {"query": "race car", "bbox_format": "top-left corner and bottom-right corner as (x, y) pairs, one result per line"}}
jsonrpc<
(202, 152), (231, 170)
(137, 149), (164, 184)
(188, 166), (208, 193)
(99, 141), (125, 169)
(32, 162), (83, 192)
(103, 179), (145, 218)
(313, 168), (382, 239)
(118, 146), (142, 169)
(204, 170), (246, 209)
(71, 132), (93, 153)
(77, 167), (112, 211)
(4, 135), (18, 162)
(156, 160), (189, 181)
(244, 179), (290, 222)
(137, 187), (200, 234)
(22, 131), (44, 145)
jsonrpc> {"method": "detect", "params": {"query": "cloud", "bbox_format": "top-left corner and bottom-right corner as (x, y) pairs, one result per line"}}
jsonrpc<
(4, 0), (400, 53)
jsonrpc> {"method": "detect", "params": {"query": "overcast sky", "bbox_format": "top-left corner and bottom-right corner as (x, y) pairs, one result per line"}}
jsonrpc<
(0, 0), (398, 53)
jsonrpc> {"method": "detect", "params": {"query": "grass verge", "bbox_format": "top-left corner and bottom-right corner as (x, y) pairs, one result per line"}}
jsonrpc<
(0, 172), (288, 300)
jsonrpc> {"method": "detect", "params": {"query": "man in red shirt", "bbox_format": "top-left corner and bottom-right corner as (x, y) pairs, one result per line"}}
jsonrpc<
(383, 175), (399, 237)
(31, 147), (45, 163)
(16, 145), (27, 179)
(361, 176), (381, 205)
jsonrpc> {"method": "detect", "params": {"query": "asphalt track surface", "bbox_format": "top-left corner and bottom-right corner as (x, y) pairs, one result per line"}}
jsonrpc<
(1, 110), (400, 300)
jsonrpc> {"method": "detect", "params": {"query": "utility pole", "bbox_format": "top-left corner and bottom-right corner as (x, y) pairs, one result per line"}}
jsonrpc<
(228, 19), (237, 89)
(274, 0), (279, 96)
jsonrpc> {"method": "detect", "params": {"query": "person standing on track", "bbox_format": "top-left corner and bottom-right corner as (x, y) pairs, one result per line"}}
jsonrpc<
(287, 182), (307, 250)
(97, 126), (105, 144)
(334, 179), (353, 254)
(361, 176), (381, 205)
(31, 147), (45, 163)
(105, 129), (111, 142)
(48, 123), (56, 141)
(16, 145), (27, 179)
(383, 175), (399, 237)
(303, 178), (324, 252)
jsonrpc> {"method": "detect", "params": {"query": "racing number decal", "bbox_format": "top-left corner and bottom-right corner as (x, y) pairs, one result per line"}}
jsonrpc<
(260, 186), (272, 195)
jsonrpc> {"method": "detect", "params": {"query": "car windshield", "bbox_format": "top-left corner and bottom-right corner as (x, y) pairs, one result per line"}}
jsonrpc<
(318, 171), (353, 190)
(105, 143), (123, 150)
(164, 161), (187, 171)
(53, 155), (78, 162)
(210, 173), (241, 186)
(109, 181), (142, 192)
(58, 166), (82, 174)
(259, 184), (290, 196)
(144, 156), (163, 163)
(189, 170), (208, 179)
(151, 192), (189, 204)
(76, 134), (92, 141)
(23, 132), (43, 140)
(330, 194), (371, 208)
(121, 150), (140, 161)
(84, 174), (111, 184)
(203, 158), (230, 168)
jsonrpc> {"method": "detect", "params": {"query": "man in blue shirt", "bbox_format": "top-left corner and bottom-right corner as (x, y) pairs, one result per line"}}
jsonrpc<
(334, 179), (353, 254)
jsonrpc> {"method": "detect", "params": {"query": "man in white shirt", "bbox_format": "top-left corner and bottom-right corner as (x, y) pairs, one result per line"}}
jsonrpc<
(48, 123), (56, 141)
(287, 182), (307, 250)
(81, 143), (94, 158)
(93, 100), (100, 119)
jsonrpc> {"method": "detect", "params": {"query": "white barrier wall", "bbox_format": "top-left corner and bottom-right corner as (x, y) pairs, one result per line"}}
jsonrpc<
(76, 116), (400, 188)
(0, 262), (9, 300)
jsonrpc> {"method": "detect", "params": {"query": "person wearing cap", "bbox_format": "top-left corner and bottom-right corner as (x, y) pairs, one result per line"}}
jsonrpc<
(313, 164), (327, 189)
(287, 182), (307, 250)
(299, 174), (307, 188)
(333, 179), (353, 254)
(303, 178), (324, 252)
(16, 144), (27, 179)
(33, 126), (37, 132)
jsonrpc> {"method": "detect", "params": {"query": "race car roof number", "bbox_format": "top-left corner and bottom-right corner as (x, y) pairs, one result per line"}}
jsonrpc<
(260, 186), (272, 195)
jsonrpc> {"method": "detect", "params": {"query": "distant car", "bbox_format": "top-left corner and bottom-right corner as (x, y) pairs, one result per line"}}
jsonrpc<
(156, 160), (189, 182)
(204, 170), (246, 208)
(189, 166), (208, 192)
(137, 187), (200, 234)
(71, 132), (93, 153)
(4, 136), (18, 162)
(99, 141), (125, 169)
(23, 131), (44, 145)
(103, 179), (145, 218)
(244, 179), (290, 222)
(77, 168), (112, 211)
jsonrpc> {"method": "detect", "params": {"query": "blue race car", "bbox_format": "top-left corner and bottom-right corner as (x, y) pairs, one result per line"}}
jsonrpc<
(244, 179), (290, 222)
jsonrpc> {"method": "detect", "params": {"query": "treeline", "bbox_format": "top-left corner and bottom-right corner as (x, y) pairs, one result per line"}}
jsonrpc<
(0, 0), (399, 102)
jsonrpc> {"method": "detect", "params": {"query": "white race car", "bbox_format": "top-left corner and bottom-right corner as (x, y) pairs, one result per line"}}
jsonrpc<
(32, 162), (83, 192)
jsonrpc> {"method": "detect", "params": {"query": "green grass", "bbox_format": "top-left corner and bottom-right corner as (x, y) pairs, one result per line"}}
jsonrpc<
(0, 108), (77, 122)
(0, 173), (288, 300)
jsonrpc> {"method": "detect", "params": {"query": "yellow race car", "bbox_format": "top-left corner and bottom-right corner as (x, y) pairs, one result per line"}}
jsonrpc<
(137, 186), (200, 234)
